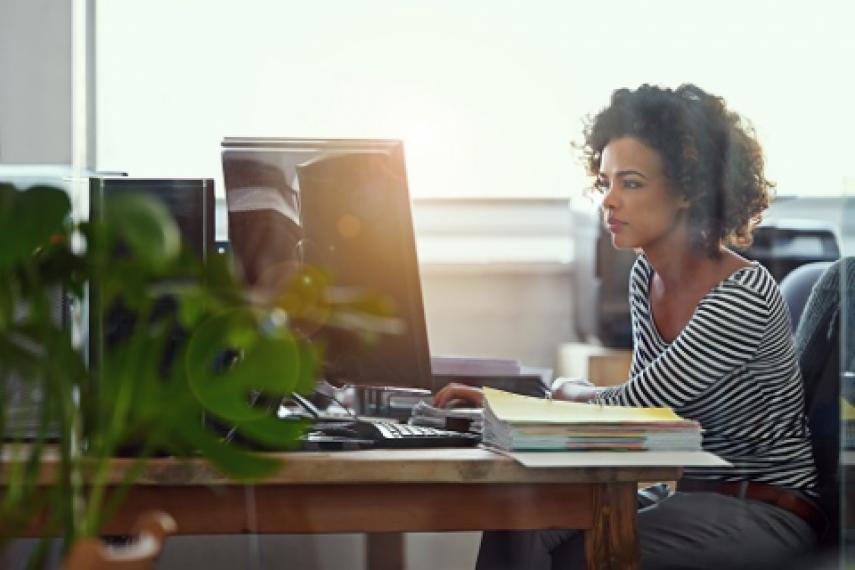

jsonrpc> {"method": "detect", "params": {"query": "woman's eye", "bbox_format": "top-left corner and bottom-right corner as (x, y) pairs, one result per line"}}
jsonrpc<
(593, 179), (609, 192)
(623, 179), (642, 189)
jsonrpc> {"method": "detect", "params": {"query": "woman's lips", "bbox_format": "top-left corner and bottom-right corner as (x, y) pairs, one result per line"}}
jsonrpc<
(606, 218), (625, 233)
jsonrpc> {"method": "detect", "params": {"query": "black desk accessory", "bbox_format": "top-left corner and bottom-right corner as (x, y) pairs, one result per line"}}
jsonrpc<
(285, 390), (479, 450)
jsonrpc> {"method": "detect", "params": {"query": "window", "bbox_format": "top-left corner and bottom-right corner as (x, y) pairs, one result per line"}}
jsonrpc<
(95, 0), (855, 201)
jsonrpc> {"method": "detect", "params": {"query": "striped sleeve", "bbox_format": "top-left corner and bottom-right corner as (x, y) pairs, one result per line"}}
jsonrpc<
(626, 257), (648, 380)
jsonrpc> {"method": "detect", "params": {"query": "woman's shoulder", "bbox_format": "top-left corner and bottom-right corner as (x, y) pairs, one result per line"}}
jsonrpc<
(630, 252), (653, 279)
(628, 253), (653, 298)
(711, 259), (780, 309)
(724, 258), (774, 288)
(690, 262), (779, 341)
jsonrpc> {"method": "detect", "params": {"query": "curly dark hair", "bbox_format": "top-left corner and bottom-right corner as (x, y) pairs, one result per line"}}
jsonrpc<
(581, 83), (773, 257)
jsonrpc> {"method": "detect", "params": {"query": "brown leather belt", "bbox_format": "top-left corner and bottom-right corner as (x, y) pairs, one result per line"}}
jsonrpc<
(676, 478), (826, 536)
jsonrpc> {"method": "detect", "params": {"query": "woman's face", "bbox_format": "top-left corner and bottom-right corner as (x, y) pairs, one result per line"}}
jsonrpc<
(597, 136), (688, 251)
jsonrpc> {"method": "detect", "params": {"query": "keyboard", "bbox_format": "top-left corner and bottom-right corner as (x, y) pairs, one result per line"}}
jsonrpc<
(304, 419), (480, 449)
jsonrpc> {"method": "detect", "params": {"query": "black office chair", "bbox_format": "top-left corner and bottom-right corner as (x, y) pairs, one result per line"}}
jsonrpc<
(791, 257), (855, 554)
(781, 261), (834, 333)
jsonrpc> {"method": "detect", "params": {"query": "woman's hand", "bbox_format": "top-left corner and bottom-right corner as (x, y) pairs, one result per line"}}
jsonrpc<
(550, 377), (599, 402)
(432, 383), (484, 409)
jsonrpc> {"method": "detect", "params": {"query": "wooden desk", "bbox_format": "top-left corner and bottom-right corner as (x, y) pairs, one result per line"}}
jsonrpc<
(7, 448), (697, 570)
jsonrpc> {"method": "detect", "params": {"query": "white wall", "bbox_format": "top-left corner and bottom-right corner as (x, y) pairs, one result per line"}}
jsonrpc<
(0, 0), (71, 164)
(414, 198), (575, 368)
(422, 265), (573, 368)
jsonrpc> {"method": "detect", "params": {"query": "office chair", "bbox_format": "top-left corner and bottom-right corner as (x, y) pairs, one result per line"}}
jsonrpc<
(63, 511), (176, 570)
(792, 257), (854, 552)
(780, 261), (834, 332)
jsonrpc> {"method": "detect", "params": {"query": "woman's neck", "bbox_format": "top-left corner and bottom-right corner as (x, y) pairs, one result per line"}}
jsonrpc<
(644, 240), (748, 297)
(642, 229), (711, 292)
(639, 215), (753, 295)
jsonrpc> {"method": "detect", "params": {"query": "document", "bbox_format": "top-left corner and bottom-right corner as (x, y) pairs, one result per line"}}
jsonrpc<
(483, 387), (690, 424)
(482, 388), (702, 452)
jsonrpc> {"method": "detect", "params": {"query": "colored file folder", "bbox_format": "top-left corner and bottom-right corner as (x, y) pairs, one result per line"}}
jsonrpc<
(482, 387), (702, 452)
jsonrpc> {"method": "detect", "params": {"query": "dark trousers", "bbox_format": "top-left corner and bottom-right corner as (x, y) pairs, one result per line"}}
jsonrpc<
(475, 487), (816, 570)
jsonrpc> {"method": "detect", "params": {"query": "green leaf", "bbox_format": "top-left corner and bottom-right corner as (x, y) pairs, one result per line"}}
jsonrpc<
(0, 278), (13, 328)
(233, 331), (299, 394)
(185, 308), (303, 423)
(32, 241), (86, 290)
(174, 287), (209, 329)
(176, 415), (280, 480)
(95, 321), (173, 451)
(202, 253), (243, 302)
(185, 309), (264, 421)
(230, 416), (308, 450)
(0, 184), (70, 269)
(0, 182), (14, 219)
(103, 193), (181, 269)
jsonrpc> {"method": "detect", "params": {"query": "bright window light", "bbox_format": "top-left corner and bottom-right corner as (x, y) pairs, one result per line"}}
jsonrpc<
(96, 0), (855, 200)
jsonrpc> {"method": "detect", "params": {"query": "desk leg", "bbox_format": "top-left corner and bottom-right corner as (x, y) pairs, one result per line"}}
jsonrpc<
(584, 482), (639, 570)
(366, 532), (404, 570)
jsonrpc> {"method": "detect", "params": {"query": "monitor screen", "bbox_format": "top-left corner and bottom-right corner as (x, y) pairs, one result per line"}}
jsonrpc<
(89, 177), (216, 260)
(88, 177), (216, 376)
(222, 138), (432, 390)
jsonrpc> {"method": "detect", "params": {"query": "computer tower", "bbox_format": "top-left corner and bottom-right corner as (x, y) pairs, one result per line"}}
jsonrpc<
(87, 177), (215, 386)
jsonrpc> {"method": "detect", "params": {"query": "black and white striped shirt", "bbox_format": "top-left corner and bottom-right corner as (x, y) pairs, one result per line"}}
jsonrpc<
(594, 254), (818, 492)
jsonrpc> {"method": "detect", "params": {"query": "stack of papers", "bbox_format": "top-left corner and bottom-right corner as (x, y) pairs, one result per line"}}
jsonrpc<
(482, 388), (701, 452)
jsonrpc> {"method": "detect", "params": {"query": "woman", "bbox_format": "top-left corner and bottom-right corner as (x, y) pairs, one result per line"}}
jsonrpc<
(435, 84), (821, 569)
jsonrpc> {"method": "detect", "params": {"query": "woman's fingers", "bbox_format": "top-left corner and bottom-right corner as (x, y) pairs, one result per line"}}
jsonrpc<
(432, 383), (484, 408)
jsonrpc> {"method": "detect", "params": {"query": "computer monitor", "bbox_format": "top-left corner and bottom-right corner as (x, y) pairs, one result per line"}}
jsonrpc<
(88, 177), (216, 374)
(89, 177), (215, 260)
(222, 138), (432, 390)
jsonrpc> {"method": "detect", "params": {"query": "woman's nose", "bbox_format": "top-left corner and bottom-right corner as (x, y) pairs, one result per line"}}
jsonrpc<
(601, 184), (619, 210)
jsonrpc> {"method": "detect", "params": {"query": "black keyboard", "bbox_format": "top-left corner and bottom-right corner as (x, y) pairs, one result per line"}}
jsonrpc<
(304, 420), (480, 449)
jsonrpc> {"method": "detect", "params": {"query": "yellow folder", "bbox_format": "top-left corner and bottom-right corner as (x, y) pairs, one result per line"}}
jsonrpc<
(483, 387), (688, 425)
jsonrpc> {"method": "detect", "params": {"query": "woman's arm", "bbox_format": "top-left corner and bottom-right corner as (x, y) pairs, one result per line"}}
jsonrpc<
(431, 380), (605, 408)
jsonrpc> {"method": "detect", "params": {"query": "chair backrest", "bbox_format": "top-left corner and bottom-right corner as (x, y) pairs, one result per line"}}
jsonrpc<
(63, 511), (177, 570)
(793, 258), (852, 546)
(780, 261), (834, 333)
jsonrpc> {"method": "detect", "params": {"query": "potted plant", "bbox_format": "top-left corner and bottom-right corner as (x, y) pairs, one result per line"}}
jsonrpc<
(0, 181), (385, 567)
